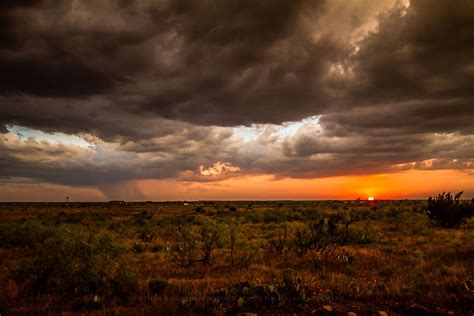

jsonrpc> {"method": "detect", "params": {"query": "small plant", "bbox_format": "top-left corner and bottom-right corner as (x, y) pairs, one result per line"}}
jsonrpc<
(137, 231), (155, 242)
(195, 206), (205, 213)
(151, 244), (164, 252)
(426, 191), (474, 228)
(133, 242), (146, 253)
(148, 278), (169, 295)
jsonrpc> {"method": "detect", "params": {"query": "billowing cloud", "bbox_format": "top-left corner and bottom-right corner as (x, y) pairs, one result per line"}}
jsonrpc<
(199, 162), (241, 176)
(0, 0), (473, 199)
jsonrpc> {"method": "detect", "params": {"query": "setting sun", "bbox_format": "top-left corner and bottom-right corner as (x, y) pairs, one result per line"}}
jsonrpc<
(368, 197), (375, 201)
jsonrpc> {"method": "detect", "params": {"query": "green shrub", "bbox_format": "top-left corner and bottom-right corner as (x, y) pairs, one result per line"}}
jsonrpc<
(172, 218), (223, 266)
(291, 213), (356, 255)
(0, 220), (54, 248)
(268, 223), (289, 255)
(392, 210), (430, 234)
(347, 222), (380, 244)
(226, 221), (262, 267)
(14, 225), (138, 301)
(263, 212), (279, 223)
(54, 211), (85, 224)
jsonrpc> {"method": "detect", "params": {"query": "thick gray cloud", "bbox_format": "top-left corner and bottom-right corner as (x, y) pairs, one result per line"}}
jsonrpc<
(0, 0), (346, 130)
(0, 0), (473, 191)
(318, 0), (474, 138)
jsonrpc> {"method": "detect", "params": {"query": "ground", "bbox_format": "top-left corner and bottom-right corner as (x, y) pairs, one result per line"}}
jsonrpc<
(0, 200), (473, 315)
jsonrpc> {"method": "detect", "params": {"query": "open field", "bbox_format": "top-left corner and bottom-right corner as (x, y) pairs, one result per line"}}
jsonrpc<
(1, 200), (473, 315)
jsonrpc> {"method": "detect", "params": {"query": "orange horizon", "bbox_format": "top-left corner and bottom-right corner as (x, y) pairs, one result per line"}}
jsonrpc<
(0, 169), (472, 202)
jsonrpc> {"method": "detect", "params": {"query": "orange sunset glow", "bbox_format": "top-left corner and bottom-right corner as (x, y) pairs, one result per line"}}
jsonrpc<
(1, 169), (471, 201)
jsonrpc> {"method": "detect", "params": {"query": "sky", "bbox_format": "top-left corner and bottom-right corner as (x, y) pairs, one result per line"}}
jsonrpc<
(0, 0), (473, 201)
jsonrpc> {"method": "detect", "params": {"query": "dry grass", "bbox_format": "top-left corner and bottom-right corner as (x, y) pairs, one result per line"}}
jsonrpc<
(0, 200), (473, 315)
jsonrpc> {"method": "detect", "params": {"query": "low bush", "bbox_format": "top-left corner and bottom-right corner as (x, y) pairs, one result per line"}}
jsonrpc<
(0, 220), (54, 248)
(13, 225), (138, 302)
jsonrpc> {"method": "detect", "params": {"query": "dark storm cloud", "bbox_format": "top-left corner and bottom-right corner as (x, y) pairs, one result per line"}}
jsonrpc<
(320, 99), (474, 137)
(0, 0), (345, 130)
(350, 0), (474, 103)
(0, 57), (120, 97)
(318, 0), (474, 136)
(0, 0), (473, 188)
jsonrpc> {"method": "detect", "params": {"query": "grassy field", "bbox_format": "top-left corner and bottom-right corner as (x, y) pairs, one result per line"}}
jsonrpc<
(0, 200), (473, 315)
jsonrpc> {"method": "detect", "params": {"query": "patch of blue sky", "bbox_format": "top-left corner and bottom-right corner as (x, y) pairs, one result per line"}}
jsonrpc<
(7, 125), (91, 148)
(274, 116), (320, 137)
(233, 126), (260, 142)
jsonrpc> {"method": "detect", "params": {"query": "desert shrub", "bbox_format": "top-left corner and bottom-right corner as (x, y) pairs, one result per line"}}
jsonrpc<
(54, 211), (85, 224)
(280, 268), (307, 306)
(195, 206), (205, 213)
(391, 210), (430, 234)
(291, 213), (355, 255)
(263, 212), (279, 223)
(268, 223), (290, 255)
(151, 244), (164, 252)
(172, 225), (198, 266)
(14, 225), (138, 301)
(132, 211), (153, 226)
(171, 218), (224, 266)
(210, 270), (307, 313)
(157, 214), (194, 227)
(137, 231), (155, 242)
(0, 220), (54, 248)
(245, 211), (264, 223)
(426, 192), (474, 228)
(148, 278), (169, 295)
(347, 222), (380, 244)
(229, 206), (237, 212)
(133, 242), (146, 253)
(226, 221), (262, 267)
